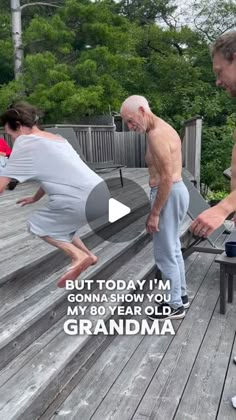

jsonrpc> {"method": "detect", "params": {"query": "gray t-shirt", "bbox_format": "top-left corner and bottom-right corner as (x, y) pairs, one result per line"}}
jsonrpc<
(1, 134), (102, 196)
(1, 134), (108, 241)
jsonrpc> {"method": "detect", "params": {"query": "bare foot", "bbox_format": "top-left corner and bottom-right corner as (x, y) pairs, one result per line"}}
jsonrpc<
(91, 255), (98, 265)
(77, 253), (97, 265)
(57, 256), (94, 288)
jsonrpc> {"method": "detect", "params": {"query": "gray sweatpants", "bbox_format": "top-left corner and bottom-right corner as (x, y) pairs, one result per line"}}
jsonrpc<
(150, 181), (189, 309)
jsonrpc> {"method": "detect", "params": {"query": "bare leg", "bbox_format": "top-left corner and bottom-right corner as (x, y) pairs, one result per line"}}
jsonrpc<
(72, 236), (98, 265)
(42, 236), (94, 288)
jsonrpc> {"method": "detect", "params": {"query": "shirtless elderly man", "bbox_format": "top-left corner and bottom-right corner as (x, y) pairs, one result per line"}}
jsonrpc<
(120, 95), (189, 320)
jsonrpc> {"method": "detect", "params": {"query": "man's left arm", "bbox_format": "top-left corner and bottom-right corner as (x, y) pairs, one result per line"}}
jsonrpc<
(150, 136), (173, 215)
(146, 136), (172, 233)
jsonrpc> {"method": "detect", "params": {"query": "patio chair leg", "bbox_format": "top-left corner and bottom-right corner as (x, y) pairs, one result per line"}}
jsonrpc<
(119, 168), (124, 187)
(228, 274), (234, 303)
(220, 264), (226, 314)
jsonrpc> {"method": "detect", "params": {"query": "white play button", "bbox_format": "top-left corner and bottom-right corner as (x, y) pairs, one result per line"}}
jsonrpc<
(108, 198), (131, 223)
(85, 177), (150, 243)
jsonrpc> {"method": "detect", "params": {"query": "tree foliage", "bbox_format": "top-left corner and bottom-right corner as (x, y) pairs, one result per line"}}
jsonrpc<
(193, 0), (236, 41)
(117, 0), (177, 26)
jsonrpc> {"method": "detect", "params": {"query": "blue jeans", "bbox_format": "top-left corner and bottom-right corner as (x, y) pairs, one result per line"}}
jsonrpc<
(150, 181), (189, 309)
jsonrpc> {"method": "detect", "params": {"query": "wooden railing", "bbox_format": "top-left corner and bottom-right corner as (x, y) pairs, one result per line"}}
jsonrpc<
(0, 117), (202, 178)
(181, 116), (202, 190)
(44, 124), (116, 163)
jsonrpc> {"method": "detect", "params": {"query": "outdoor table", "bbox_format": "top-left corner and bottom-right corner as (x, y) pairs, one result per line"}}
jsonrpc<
(215, 230), (236, 314)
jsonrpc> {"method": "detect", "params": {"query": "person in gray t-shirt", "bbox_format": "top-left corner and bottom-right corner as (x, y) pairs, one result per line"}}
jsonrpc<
(0, 102), (109, 287)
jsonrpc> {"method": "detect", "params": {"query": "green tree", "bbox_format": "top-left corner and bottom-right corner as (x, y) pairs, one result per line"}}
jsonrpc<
(0, 13), (14, 84)
(117, 0), (177, 26)
(201, 119), (235, 191)
(193, 0), (236, 41)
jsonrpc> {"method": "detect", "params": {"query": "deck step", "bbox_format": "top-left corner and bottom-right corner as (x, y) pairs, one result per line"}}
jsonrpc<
(0, 211), (192, 371)
(0, 242), (155, 420)
(0, 198), (149, 286)
(0, 169), (196, 420)
(48, 247), (223, 420)
(0, 215), (150, 370)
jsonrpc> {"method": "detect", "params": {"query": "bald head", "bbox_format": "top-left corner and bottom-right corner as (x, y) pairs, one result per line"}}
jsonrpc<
(120, 95), (153, 134)
(120, 95), (151, 115)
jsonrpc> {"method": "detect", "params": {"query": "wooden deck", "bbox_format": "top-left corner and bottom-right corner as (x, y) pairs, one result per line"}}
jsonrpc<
(0, 168), (235, 420)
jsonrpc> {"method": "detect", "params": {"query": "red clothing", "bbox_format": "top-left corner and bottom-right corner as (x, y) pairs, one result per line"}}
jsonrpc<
(0, 137), (12, 157)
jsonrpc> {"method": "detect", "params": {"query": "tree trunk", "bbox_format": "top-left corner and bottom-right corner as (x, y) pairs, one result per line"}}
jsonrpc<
(11, 0), (23, 79)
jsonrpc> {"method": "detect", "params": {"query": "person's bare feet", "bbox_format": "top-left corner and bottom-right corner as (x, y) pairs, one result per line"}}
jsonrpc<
(91, 255), (98, 265)
(57, 255), (94, 288)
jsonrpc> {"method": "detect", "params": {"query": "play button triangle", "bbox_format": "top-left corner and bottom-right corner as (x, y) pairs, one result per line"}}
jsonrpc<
(108, 198), (131, 223)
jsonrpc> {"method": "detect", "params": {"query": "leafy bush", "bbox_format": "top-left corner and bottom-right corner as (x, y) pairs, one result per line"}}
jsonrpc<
(207, 190), (228, 201)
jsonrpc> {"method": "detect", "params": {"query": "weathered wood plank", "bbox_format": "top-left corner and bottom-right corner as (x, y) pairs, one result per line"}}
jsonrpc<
(0, 251), (68, 319)
(50, 321), (148, 420)
(0, 239), (57, 284)
(1, 167), (229, 420)
(130, 242), (226, 420)
(174, 304), (236, 420)
(0, 216), (149, 369)
(0, 241), (155, 420)
(89, 252), (221, 420)
(20, 244), (156, 420)
(217, 337), (236, 420)
(0, 319), (62, 388)
(44, 239), (214, 420)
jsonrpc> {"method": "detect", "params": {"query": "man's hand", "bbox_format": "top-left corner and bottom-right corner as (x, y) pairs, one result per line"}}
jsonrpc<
(146, 212), (160, 234)
(17, 197), (36, 206)
(190, 205), (227, 237)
